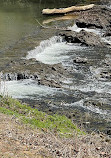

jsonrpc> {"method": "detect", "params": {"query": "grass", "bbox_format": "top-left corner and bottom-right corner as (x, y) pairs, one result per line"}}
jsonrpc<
(0, 96), (111, 158)
(0, 95), (85, 137)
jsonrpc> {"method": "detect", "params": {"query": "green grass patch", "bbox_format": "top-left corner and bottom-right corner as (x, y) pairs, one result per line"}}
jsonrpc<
(0, 96), (85, 136)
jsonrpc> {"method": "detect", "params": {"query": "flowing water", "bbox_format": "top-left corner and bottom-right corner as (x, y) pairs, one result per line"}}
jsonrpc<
(0, 0), (111, 133)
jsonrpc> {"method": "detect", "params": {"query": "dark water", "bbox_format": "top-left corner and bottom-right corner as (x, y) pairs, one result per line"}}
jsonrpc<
(0, 0), (111, 134)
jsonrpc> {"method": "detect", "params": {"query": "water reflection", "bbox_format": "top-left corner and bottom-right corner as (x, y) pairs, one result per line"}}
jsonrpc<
(0, 0), (102, 52)
(0, 1), (41, 51)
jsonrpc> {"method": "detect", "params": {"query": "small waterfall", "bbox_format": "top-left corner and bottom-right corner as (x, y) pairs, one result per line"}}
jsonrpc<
(26, 36), (63, 60)
(0, 72), (18, 81)
(0, 72), (18, 95)
(0, 72), (39, 82)
(26, 35), (86, 65)
(68, 24), (102, 35)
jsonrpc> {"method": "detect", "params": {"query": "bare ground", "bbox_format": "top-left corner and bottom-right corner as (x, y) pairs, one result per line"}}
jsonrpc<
(0, 113), (111, 158)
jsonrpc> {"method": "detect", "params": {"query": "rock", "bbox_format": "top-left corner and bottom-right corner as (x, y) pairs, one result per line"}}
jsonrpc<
(2, 59), (68, 88)
(60, 30), (104, 47)
(100, 71), (111, 79)
(59, 5), (111, 47)
(84, 100), (103, 108)
(73, 57), (88, 64)
(106, 129), (111, 135)
(75, 6), (111, 30)
(103, 30), (111, 37)
(40, 79), (61, 88)
(76, 19), (103, 29)
(83, 122), (90, 125)
(17, 73), (26, 80)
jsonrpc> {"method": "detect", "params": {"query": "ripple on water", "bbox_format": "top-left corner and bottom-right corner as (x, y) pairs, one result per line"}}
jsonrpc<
(64, 99), (111, 119)
(70, 80), (111, 94)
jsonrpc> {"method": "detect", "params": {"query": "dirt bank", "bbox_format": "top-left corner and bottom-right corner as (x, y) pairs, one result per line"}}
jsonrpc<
(0, 112), (111, 158)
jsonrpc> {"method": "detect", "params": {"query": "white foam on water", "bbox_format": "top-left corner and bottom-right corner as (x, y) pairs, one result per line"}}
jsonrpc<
(90, 66), (103, 75)
(68, 24), (101, 35)
(62, 78), (73, 84)
(0, 79), (59, 99)
(26, 36), (86, 65)
(64, 99), (84, 107)
(67, 66), (111, 94)
(64, 100), (108, 116)
(102, 37), (111, 46)
(107, 4), (111, 9)
(105, 54), (111, 58)
(83, 104), (108, 115)
(71, 80), (111, 94)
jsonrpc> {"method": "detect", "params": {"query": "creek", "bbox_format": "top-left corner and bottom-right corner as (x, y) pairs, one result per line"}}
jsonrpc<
(0, 0), (111, 134)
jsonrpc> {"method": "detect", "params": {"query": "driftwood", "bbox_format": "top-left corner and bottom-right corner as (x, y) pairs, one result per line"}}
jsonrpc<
(42, 4), (94, 15)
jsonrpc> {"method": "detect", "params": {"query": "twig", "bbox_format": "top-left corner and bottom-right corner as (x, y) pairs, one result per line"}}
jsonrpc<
(35, 19), (71, 31)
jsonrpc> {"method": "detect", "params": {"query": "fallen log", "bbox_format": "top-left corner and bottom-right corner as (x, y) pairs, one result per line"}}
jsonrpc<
(42, 4), (94, 15)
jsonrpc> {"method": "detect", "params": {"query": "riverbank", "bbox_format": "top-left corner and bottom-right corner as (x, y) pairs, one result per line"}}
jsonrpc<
(0, 96), (111, 158)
